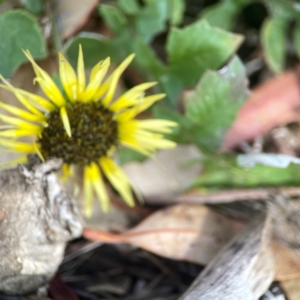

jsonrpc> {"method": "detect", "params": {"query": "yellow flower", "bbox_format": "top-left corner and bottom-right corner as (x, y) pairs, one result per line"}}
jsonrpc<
(0, 46), (177, 216)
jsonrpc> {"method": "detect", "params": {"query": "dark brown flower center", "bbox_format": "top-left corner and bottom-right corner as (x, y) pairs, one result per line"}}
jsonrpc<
(38, 102), (118, 165)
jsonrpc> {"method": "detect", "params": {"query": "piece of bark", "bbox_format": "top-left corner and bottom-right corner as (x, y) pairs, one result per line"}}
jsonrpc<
(268, 195), (300, 249)
(0, 158), (83, 295)
(144, 187), (300, 206)
(280, 278), (300, 300)
(179, 213), (274, 300)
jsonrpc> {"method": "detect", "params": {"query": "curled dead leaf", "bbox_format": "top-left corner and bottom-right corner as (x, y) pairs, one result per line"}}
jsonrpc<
(84, 204), (244, 265)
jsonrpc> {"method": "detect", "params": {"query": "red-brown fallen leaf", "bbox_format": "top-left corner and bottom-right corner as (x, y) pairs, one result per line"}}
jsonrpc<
(55, 0), (99, 40)
(222, 69), (300, 151)
(48, 273), (79, 300)
(84, 204), (244, 265)
(281, 278), (300, 300)
(273, 241), (300, 281)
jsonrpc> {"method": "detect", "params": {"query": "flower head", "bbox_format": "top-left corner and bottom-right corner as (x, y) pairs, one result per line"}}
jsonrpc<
(0, 46), (176, 216)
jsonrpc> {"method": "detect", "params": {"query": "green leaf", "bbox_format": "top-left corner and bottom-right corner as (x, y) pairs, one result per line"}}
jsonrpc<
(118, 148), (147, 164)
(135, 0), (169, 42)
(21, 0), (44, 15)
(99, 4), (127, 34)
(157, 72), (184, 107)
(264, 0), (297, 20)
(261, 17), (287, 74)
(132, 36), (164, 75)
(117, 0), (140, 15)
(111, 28), (135, 60)
(185, 56), (249, 152)
(293, 21), (300, 60)
(0, 9), (47, 78)
(166, 19), (243, 86)
(200, 1), (239, 30)
(192, 154), (300, 188)
(65, 33), (116, 68)
(168, 0), (185, 25)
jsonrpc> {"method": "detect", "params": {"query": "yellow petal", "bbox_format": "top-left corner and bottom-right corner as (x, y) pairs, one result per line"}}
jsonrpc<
(0, 155), (28, 169)
(119, 138), (152, 156)
(34, 141), (44, 162)
(89, 162), (109, 213)
(82, 57), (110, 102)
(100, 156), (134, 207)
(84, 165), (93, 217)
(115, 94), (165, 121)
(134, 94), (165, 114)
(16, 89), (55, 112)
(60, 106), (72, 137)
(0, 102), (45, 122)
(136, 119), (178, 133)
(59, 52), (78, 102)
(60, 163), (75, 182)
(77, 45), (86, 98)
(101, 54), (135, 106)
(134, 134), (177, 150)
(109, 82), (157, 111)
(0, 113), (43, 131)
(34, 77), (66, 107)
(23, 50), (66, 107)
(0, 77), (46, 116)
(0, 138), (36, 153)
(0, 128), (41, 138)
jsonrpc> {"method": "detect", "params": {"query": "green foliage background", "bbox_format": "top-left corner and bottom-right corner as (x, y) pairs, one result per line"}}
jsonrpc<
(1, 0), (300, 190)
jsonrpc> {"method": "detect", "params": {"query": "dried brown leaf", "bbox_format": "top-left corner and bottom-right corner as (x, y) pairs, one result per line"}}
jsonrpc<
(84, 204), (244, 265)
(281, 278), (300, 300)
(123, 146), (201, 198)
(273, 241), (300, 281)
(55, 0), (99, 40)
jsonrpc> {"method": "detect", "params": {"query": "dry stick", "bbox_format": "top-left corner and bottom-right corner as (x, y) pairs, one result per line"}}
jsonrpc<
(179, 213), (274, 300)
(144, 187), (300, 205)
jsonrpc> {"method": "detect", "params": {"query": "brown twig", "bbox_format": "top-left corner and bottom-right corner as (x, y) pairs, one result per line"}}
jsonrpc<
(144, 187), (300, 205)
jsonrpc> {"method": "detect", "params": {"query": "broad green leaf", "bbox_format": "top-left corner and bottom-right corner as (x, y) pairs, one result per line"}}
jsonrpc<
(154, 57), (249, 150)
(111, 28), (136, 60)
(157, 73), (184, 107)
(264, 0), (297, 20)
(192, 154), (300, 188)
(117, 0), (140, 15)
(200, 1), (239, 30)
(168, 0), (185, 25)
(231, 0), (253, 5)
(261, 17), (287, 73)
(21, 0), (44, 15)
(185, 56), (249, 152)
(65, 33), (116, 68)
(293, 22), (300, 60)
(166, 19), (243, 86)
(0, 9), (47, 78)
(99, 4), (127, 34)
(132, 36), (164, 75)
(135, 0), (169, 42)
